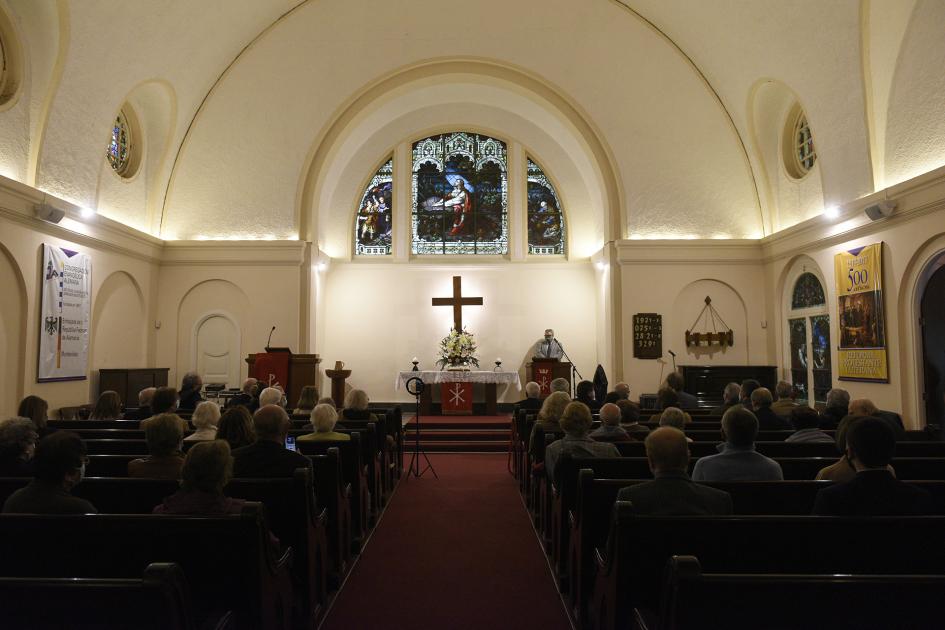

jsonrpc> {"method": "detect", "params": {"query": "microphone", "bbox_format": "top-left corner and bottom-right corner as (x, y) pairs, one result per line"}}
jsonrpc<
(668, 350), (676, 357)
(267, 326), (276, 349)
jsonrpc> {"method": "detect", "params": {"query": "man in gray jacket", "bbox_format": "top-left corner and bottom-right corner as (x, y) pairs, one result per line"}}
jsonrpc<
(618, 427), (732, 515)
(692, 407), (784, 481)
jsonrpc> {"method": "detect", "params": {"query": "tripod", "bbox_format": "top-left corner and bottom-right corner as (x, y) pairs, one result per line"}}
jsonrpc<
(405, 377), (438, 480)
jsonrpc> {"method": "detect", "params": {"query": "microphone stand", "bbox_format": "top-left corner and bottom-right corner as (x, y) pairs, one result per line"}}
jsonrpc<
(555, 340), (583, 398)
(266, 326), (276, 351)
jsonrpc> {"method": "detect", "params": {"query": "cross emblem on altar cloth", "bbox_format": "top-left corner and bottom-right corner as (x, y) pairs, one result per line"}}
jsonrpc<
(432, 275), (483, 331)
(448, 383), (466, 406)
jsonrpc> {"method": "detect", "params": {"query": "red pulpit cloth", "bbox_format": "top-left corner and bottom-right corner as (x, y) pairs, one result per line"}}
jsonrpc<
(534, 363), (555, 397)
(440, 382), (473, 415)
(254, 352), (290, 390)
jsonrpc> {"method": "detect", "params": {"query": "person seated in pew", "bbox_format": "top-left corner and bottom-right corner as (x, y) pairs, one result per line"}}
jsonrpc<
(771, 381), (799, 419)
(574, 380), (601, 412)
(217, 405), (256, 451)
(232, 405), (312, 478)
(617, 427), (733, 515)
(299, 404), (351, 442)
(839, 399), (906, 441)
(225, 377), (259, 412)
(691, 407), (784, 482)
(664, 372), (699, 409)
(528, 391), (571, 460)
(812, 417), (932, 516)
(550, 378), (570, 394)
(712, 382), (741, 416)
(184, 401), (220, 442)
(317, 396), (337, 407)
(544, 402), (619, 481)
(819, 388), (850, 430)
(659, 407), (694, 443)
(89, 390), (122, 421)
(614, 382), (631, 400)
(177, 371), (205, 411)
(785, 406), (834, 443)
(293, 385), (319, 416)
(514, 382), (543, 412)
(750, 387), (793, 431)
(129, 413), (186, 480)
(340, 389), (379, 424)
(816, 416), (896, 483)
(124, 387), (156, 421)
(17, 395), (51, 438)
(258, 387), (286, 409)
(738, 379), (761, 408)
(589, 403), (632, 442)
(657, 386), (680, 411)
(153, 441), (246, 515)
(0, 417), (38, 476)
(616, 399), (650, 440)
(2, 432), (96, 514)
(147, 386), (179, 419)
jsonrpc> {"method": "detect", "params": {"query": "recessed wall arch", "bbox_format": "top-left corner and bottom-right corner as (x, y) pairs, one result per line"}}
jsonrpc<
(671, 278), (750, 362)
(0, 241), (28, 414)
(90, 270), (147, 399)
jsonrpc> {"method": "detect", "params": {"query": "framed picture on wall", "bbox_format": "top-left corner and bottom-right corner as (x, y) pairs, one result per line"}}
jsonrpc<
(834, 242), (888, 382)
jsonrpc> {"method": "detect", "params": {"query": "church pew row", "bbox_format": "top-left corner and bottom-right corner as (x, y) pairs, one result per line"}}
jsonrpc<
(588, 508), (945, 630)
(0, 562), (234, 630)
(650, 555), (945, 630)
(0, 504), (294, 630)
(0, 470), (331, 630)
(564, 473), (945, 622)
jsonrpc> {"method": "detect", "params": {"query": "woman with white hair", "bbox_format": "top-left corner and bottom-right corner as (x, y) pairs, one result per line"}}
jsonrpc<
(298, 403), (351, 442)
(184, 401), (220, 442)
(341, 389), (379, 424)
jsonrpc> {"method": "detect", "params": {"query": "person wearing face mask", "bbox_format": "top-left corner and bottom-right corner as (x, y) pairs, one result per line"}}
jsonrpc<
(533, 328), (565, 360)
(2, 432), (97, 514)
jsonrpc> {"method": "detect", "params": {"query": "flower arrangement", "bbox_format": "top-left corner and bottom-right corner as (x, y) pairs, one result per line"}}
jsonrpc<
(436, 327), (479, 370)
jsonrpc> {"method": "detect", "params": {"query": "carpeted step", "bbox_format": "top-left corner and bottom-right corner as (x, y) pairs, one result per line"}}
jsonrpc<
(404, 440), (508, 452)
(406, 421), (510, 430)
(402, 429), (509, 441)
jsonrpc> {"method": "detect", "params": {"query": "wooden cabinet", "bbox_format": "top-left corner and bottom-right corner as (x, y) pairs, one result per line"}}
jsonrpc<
(99, 368), (170, 406)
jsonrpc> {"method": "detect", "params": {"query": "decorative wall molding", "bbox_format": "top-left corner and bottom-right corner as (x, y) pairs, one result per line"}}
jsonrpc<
(161, 240), (306, 266)
(616, 239), (762, 265)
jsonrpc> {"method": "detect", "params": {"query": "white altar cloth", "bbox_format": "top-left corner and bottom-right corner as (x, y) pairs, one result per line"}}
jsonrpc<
(395, 370), (522, 390)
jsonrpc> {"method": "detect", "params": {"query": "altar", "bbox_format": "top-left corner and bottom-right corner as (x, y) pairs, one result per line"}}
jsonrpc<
(396, 370), (522, 415)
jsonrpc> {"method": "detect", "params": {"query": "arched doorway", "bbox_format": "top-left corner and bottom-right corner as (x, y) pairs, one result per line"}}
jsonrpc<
(786, 271), (832, 406)
(920, 262), (945, 427)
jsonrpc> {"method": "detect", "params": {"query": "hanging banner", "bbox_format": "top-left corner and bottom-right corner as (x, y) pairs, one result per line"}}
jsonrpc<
(38, 244), (91, 382)
(834, 242), (888, 382)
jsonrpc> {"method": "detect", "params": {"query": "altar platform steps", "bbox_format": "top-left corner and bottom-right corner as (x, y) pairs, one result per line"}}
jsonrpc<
(403, 415), (511, 453)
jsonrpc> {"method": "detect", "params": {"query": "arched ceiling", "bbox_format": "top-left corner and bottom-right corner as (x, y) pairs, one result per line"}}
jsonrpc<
(1, 0), (942, 245)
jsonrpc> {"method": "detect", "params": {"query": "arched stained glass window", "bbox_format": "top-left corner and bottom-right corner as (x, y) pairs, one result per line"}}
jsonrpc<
(412, 132), (508, 255)
(354, 158), (393, 255)
(792, 272), (826, 309)
(107, 110), (131, 175)
(527, 158), (565, 255)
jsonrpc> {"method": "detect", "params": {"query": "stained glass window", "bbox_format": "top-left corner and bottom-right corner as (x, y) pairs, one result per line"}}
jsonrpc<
(107, 111), (131, 175)
(355, 158), (393, 255)
(791, 272), (826, 309)
(793, 112), (816, 174)
(526, 158), (565, 255)
(412, 132), (508, 255)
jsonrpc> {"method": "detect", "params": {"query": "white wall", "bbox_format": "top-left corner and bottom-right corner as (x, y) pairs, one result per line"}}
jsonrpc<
(317, 262), (599, 403)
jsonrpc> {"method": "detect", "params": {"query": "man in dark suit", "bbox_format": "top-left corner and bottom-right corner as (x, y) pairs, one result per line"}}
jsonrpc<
(124, 387), (156, 421)
(617, 427), (732, 515)
(232, 405), (312, 478)
(750, 387), (792, 430)
(514, 382), (543, 412)
(665, 371), (699, 409)
(177, 371), (205, 411)
(812, 417), (933, 516)
(712, 382), (741, 416)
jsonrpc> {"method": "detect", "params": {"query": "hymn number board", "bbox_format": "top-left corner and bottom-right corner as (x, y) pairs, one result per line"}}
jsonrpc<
(633, 313), (662, 359)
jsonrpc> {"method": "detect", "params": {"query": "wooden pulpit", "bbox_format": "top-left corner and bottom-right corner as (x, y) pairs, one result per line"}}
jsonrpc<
(527, 358), (572, 397)
(245, 351), (320, 409)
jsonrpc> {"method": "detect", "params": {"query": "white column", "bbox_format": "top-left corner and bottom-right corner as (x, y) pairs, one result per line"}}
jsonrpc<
(507, 142), (526, 262)
(393, 141), (411, 262)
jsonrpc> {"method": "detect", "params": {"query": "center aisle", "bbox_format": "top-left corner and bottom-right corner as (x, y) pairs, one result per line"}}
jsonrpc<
(320, 453), (573, 630)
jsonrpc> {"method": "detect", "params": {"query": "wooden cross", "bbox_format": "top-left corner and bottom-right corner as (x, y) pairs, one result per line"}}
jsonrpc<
(432, 275), (483, 331)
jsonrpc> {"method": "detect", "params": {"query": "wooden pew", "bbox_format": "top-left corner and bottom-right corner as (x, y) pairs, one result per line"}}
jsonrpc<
(0, 562), (231, 630)
(0, 505), (294, 630)
(589, 506), (945, 630)
(612, 440), (945, 459)
(650, 555), (945, 630)
(307, 448), (353, 583)
(566, 472), (945, 625)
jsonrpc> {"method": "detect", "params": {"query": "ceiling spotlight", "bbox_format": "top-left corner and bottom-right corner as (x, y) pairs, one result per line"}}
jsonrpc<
(317, 262), (328, 272)
(80, 206), (95, 219)
(824, 205), (839, 219)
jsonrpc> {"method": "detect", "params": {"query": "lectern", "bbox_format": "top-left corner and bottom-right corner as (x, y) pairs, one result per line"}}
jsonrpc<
(527, 358), (572, 397)
(245, 351), (320, 409)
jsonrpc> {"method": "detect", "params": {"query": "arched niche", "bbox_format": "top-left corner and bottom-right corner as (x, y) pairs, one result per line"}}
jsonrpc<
(0, 243), (27, 414)
(671, 279), (749, 363)
(176, 279), (250, 388)
(90, 271), (147, 397)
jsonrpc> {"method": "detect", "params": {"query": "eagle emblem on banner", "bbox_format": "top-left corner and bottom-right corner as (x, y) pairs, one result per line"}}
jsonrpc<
(45, 261), (60, 281)
(45, 316), (59, 335)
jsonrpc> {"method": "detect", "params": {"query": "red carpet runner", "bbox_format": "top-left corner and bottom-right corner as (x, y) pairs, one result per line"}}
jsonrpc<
(320, 453), (572, 630)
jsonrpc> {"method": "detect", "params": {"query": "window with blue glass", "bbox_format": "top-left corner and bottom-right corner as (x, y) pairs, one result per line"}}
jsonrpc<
(526, 158), (565, 255)
(355, 158), (393, 255)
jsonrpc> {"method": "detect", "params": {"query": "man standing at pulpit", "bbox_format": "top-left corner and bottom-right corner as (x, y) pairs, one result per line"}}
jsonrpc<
(533, 328), (565, 360)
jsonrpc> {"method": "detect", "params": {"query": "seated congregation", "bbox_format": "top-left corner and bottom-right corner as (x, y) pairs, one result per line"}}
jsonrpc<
(0, 373), (403, 629)
(512, 373), (945, 629)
